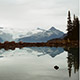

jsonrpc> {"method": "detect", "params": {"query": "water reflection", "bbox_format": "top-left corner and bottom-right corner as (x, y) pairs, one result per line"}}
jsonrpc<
(29, 47), (64, 58)
(29, 47), (79, 77)
(0, 47), (79, 79)
(64, 48), (79, 77)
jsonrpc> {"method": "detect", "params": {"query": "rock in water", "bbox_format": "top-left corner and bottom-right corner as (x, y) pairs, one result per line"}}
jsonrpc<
(54, 65), (59, 70)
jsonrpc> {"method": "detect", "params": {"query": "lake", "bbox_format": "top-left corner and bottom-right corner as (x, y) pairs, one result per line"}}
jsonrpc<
(0, 47), (79, 80)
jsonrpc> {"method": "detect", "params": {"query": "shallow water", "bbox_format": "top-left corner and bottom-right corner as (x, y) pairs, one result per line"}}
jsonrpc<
(0, 47), (79, 80)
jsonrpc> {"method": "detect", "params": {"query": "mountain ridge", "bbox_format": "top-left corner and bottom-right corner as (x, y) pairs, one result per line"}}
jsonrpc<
(18, 27), (64, 42)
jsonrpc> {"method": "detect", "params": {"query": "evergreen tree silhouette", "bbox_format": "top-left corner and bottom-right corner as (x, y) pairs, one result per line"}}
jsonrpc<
(72, 17), (79, 40)
(67, 11), (73, 38)
(64, 11), (79, 40)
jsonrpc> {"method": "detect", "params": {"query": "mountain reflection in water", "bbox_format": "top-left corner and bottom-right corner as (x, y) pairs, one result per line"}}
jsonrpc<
(29, 47), (64, 58)
(29, 47), (79, 78)
(0, 47), (79, 79)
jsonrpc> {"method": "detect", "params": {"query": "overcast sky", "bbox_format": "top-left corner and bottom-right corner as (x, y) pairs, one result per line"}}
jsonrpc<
(0, 0), (79, 32)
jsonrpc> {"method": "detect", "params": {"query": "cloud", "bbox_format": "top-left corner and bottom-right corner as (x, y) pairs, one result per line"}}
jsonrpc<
(0, 0), (79, 32)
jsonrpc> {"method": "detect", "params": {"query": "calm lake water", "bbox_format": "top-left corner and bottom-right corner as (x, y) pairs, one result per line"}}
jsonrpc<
(0, 47), (79, 80)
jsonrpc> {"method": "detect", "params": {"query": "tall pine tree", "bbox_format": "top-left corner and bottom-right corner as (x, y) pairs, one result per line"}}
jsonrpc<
(67, 11), (73, 38)
(72, 17), (79, 40)
(64, 11), (79, 40)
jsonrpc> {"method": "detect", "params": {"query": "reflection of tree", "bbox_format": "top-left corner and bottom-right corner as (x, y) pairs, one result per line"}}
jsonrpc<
(64, 48), (79, 77)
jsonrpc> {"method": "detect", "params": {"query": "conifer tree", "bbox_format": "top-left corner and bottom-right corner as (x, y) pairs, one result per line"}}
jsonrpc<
(64, 11), (79, 40)
(67, 11), (73, 35)
(72, 17), (79, 40)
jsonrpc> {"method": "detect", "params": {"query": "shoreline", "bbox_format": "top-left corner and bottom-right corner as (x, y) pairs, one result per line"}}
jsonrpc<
(0, 40), (79, 50)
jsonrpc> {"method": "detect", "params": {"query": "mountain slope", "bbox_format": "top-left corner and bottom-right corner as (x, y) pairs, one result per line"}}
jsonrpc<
(0, 27), (44, 41)
(0, 31), (13, 41)
(18, 27), (64, 42)
(0, 37), (3, 42)
(47, 34), (67, 43)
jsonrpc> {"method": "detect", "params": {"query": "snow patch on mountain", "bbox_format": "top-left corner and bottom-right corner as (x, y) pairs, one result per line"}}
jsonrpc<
(0, 27), (45, 41)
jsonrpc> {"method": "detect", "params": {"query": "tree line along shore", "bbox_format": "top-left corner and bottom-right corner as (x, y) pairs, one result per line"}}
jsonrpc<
(0, 40), (78, 50)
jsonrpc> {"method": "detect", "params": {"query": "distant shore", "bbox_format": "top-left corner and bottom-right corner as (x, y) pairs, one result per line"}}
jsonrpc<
(0, 40), (79, 50)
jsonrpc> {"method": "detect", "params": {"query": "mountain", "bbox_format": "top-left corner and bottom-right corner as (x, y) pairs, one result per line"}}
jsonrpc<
(47, 34), (67, 43)
(18, 27), (64, 42)
(0, 29), (13, 41)
(18, 27), (44, 39)
(0, 37), (3, 42)
(60, 34), (67, 39)
(0, 27), (44, 42)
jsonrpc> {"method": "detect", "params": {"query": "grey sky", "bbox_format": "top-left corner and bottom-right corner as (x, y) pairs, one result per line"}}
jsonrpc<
(0, 0), (79, 32)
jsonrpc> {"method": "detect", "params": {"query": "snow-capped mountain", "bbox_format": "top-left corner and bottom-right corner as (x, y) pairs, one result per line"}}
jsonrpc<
(0, 27), (46, 42)
(0, 27), (28, 40)
(0, 27), (64, 42)
(18, 27), (44, 38)
(0, 28), (13, 41)
(18, 27), (64, 42)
